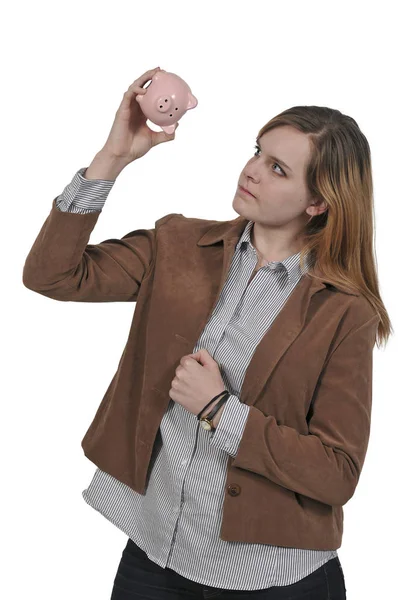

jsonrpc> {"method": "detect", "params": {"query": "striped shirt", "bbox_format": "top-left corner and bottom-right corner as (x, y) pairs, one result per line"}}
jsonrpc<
(56, 167), (338, 591)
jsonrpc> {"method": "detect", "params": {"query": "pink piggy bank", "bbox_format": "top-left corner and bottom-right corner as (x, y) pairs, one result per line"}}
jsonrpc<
(135, 69), (198, 134)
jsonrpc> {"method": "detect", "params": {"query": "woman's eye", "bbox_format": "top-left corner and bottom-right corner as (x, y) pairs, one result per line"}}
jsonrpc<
(253, 145), (285, 176)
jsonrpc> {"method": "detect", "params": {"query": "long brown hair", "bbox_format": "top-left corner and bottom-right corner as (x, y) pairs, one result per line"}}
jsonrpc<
(257, 106), (392, 349)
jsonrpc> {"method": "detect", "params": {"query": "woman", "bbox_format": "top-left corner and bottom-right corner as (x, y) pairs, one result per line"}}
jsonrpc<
(23, 67), (392, 599)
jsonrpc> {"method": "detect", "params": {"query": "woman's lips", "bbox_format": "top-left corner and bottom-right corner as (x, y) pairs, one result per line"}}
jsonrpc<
(238, 185), (255, 198)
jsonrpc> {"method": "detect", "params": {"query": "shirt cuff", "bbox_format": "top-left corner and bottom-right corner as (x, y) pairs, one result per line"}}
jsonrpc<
(209, 394), (250, 456)
(55, 167), (115, 213)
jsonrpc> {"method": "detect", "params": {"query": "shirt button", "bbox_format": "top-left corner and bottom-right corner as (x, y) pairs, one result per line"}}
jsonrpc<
(181, 459), (187, 466)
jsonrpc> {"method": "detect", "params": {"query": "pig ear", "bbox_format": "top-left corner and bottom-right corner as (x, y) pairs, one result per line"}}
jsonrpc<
(187, 94), (198, 110)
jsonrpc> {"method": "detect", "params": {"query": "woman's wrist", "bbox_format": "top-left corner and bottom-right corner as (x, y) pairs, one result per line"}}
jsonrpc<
(202, 394), (228, 428)
(211, 404), (226, 428)
(85, 150), (130, 181)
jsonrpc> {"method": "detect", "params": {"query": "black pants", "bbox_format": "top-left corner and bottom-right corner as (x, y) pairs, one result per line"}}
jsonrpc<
(110, 537), (346, 599)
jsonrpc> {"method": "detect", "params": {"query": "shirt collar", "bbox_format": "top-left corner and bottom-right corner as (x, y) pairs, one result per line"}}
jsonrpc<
(235, 220), (315, 285)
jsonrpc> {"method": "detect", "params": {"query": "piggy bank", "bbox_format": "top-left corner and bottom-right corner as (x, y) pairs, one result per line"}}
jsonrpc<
(135, 69), (198, 134)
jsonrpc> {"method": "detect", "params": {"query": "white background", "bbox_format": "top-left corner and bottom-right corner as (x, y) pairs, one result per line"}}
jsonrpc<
(2, 0), (396, 598)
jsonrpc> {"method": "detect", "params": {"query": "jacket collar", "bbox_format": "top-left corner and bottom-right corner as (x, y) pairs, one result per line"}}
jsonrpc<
(192, 215), (360, 410)
(197, 215), (359, 296)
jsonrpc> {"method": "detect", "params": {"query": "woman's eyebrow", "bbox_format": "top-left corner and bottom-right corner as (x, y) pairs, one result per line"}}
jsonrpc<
(256, 140), (293, 173)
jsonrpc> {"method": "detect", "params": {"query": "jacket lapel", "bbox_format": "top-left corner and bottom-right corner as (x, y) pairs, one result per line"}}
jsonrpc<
(195, 216), (328, 406)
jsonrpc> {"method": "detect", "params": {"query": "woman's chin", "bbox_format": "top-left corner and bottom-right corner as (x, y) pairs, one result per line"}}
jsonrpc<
(232, 194), (255, 218)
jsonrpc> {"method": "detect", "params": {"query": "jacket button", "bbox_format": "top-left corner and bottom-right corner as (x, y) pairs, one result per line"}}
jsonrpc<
(227, 484), (241, 496)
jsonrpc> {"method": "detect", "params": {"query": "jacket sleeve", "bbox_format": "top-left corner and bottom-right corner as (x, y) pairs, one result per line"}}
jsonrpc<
(22, 197), (179, 302)
(229, 312), (380, 507)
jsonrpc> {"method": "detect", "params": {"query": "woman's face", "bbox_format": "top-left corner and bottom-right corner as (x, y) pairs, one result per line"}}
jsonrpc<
(233, 125), (326, 228)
